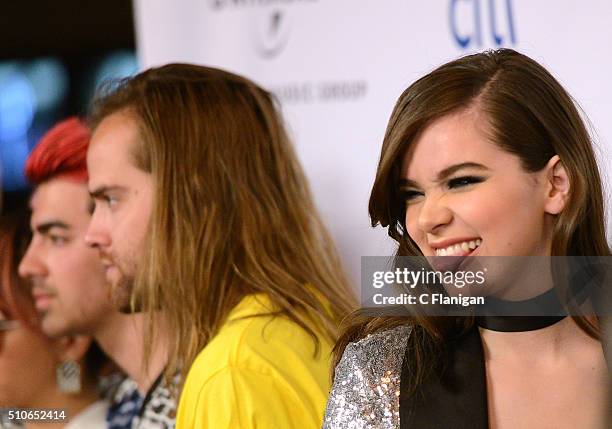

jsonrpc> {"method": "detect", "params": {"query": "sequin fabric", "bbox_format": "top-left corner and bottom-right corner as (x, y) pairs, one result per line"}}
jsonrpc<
(322, 325), (412, 429)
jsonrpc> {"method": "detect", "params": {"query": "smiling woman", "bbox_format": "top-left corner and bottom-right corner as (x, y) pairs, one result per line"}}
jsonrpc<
(323, 49), (611, 429)
(399, 107), (562, 258)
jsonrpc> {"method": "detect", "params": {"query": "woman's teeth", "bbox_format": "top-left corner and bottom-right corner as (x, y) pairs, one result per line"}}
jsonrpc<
(435, 239), (481, 256)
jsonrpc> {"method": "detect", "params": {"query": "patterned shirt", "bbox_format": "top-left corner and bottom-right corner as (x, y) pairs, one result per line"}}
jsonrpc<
(108, 373), (178, 429)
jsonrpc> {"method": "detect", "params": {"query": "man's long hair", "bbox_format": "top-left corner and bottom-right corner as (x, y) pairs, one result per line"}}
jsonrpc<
(89, 64), (356, 384)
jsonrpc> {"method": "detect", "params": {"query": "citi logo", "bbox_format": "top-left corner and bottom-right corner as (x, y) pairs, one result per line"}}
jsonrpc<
(449, 0), (517, 49)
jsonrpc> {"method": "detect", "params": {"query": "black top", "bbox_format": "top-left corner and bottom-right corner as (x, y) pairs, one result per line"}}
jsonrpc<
(399, 289), (569, 429)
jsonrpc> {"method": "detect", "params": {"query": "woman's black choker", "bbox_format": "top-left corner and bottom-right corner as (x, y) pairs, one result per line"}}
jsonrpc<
(476, 315), (567, 332)
(476, 287), (567, 332)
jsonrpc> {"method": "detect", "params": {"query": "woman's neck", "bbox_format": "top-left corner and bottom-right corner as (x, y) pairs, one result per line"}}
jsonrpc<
(479, 317), (599, 362)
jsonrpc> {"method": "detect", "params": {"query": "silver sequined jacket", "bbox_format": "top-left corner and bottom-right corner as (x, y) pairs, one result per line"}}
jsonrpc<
(322, 325), (412, 429)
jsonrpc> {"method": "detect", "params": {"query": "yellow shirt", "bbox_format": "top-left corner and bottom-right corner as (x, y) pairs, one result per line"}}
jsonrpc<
(175, 294), (334, 428)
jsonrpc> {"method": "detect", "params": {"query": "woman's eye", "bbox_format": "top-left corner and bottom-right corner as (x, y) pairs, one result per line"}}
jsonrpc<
(401, 190), (423, 204)
(447, 176), (484, 189)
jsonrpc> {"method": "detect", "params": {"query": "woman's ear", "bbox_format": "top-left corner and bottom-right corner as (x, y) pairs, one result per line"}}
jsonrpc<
(52, 335), (93, 363)
(543, 155), (570, 215)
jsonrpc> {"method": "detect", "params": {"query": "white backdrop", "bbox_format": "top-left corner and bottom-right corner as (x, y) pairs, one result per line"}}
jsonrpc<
(133, 0), (612, 287)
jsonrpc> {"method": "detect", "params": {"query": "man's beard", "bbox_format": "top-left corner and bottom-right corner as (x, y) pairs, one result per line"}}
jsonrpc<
(110, 268), (142, 314)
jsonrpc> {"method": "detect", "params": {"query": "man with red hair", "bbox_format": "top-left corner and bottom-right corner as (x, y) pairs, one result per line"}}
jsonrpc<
(18, 117), (175, 429)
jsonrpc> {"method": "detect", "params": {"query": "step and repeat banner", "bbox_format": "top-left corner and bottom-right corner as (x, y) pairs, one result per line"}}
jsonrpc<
(133, 0), (612, 286)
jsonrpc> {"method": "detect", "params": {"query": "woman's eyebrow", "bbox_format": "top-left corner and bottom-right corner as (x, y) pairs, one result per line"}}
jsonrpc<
(400, 162), (490, 188)
(435, 162), (489, 181)
(398, 178), (419, 189)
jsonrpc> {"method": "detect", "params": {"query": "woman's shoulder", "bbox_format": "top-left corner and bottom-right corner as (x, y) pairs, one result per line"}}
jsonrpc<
(322, 324), (412, 429)
(345, 324), (412, 358)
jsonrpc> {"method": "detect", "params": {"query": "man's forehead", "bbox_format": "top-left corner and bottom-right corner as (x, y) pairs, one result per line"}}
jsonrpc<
(31, 179), (91, 221)
(86, 149), (134, 192)
(88, 133), (131, 165)
(88, 116), (141, 178)
(89, 111), (139, 151)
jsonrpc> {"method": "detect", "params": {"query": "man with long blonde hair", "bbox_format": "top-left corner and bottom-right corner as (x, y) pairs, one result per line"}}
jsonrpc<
(84, 64), (355, 428)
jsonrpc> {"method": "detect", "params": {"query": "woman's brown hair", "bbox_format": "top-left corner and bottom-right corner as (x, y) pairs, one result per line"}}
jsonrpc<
(0, 192), (38, 327)
(89, 64), (356, 384)
(333, 48), (611, 391)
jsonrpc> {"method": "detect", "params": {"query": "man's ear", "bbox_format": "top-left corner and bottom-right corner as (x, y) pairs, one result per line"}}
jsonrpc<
(543, 155), (570, 215)
(52, 335), (93, 363)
